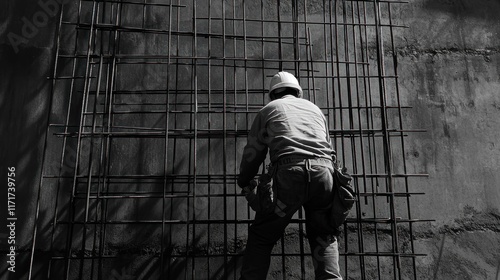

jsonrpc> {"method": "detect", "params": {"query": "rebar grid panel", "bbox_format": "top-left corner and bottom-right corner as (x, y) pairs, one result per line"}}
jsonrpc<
(31, 0), (428, 279)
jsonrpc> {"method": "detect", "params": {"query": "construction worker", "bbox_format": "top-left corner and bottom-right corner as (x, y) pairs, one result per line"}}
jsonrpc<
(238, 71), (342, 279)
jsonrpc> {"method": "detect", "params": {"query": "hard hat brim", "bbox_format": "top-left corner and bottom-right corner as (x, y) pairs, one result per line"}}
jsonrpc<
(269, 82), (303, 95)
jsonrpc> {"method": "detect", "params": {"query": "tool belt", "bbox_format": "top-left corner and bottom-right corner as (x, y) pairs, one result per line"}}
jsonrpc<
(242, 156), (356, 229)
(243, 156), (331, 214)
(273, 155), (333, 169)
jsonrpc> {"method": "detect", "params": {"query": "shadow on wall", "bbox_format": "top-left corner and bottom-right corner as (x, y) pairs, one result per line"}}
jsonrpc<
(0, 1), (66, 278)
(0, 45), (55, 279)
(20, 136), (242, 279)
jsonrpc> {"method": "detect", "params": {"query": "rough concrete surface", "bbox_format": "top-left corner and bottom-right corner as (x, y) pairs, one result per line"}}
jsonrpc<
(1, 0), (500, 279)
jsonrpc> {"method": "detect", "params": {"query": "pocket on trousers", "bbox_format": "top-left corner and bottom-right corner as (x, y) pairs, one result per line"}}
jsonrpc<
(274, 166), (305, 206)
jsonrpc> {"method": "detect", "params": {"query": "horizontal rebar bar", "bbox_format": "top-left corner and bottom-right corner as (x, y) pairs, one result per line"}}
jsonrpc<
(48, 251), (424, 261)
(55, 218), (432, 225)
(43, 173), (429, 181)
(67, 191), (426, 200)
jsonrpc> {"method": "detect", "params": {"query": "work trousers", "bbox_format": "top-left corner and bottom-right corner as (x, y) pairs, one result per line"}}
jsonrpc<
(240, 158), (342, 280)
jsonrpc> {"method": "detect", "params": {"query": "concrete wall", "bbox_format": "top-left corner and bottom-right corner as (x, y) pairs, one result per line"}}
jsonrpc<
(396, 1), (500, 278)
(1, 0), (499, 279)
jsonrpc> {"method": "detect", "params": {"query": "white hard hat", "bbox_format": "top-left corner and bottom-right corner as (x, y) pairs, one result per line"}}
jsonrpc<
(269, 71), (303, 99)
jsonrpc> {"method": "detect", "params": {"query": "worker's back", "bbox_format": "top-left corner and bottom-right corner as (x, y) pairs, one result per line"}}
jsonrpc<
(259, 95), (332, 162)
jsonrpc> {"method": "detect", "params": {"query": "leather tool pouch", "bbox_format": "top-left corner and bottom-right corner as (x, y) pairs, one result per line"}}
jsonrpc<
(330, 167), (356, 233)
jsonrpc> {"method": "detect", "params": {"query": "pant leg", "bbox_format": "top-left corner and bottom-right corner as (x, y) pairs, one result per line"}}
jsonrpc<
(240, 211), (294, 280)
(240, 165), (307, 280)
(307, 233), (342, 280)
(304, 164), (343, 280)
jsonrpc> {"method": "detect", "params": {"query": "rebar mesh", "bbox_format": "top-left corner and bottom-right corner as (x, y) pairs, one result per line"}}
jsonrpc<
(31, 0), (428, 279)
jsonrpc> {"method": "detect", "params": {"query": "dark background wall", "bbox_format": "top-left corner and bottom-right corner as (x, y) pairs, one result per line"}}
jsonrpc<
(1, 0), (499, 279)
(1, 0), (59, 278)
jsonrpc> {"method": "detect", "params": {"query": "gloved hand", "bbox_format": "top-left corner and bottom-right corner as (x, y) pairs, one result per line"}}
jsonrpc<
(241, 174), (274, 213)
(241, 179), (260, 211)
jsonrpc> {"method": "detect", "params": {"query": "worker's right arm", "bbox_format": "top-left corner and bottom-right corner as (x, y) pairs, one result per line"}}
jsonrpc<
(237, 112), (268, 188)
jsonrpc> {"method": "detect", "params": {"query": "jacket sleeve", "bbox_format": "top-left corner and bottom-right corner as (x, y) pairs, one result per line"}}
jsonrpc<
(237, 112), (268, 188)
(323, 112), (336, 158)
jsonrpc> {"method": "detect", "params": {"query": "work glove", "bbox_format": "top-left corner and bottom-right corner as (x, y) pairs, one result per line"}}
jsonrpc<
(241, 180), (259, 211)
